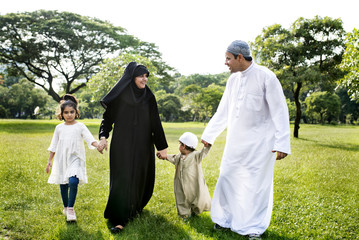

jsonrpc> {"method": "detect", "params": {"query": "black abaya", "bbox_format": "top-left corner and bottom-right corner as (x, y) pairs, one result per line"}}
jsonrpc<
(99, 77), (167, 226)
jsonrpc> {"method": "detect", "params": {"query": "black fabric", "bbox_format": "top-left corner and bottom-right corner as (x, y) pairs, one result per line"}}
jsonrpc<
(133, 65), (149, 79)
(100, 62), (138, 109)
(130, 79), (146, 101)
(99, 63), (168, 226)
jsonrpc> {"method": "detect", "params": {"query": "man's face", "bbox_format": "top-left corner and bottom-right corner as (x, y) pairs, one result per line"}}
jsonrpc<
(225, 52), (241, 73)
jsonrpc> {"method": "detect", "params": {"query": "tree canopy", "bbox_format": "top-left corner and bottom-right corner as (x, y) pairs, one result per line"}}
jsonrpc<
(252, 16), (345, 137)
(305, 91), (341, 124)
(339, 28), (359, 102)
(0, 10), (173, 102)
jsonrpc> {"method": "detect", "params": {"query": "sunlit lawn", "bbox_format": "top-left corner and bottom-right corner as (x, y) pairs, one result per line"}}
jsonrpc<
(0, 120), (358, 239)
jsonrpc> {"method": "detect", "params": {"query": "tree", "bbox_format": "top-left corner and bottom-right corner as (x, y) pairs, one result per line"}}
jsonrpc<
(339, 28), (359, 102)
(304, 91), (341, 124)
(0, 10), (172, 102)
(0, 86), (10, 118)
(252, 16), (345, 137)
(182, 83), (224, 121)
(156, 92), (182, 121)
(6, 79), (48, 118)
(336, 86), (359, 124)
(170, 72), (228, 95)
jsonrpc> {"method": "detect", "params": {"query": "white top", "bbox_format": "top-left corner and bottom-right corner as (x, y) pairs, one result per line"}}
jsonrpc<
(48, 122), (96, 185)
(202, 62), (291, 235)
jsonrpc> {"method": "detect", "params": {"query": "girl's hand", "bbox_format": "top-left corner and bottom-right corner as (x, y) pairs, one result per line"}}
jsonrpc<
(98, 138), (108, 153)
(46, 162), (52, 174)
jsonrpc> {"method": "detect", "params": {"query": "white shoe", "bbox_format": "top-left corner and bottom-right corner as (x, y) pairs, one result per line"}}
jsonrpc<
(248, 233), (261, 240)
(66, 208), (76, 222)
(62, 207), (67, 216)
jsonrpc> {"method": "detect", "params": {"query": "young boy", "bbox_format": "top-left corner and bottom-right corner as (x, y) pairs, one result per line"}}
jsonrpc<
(158, 132), (212, 219)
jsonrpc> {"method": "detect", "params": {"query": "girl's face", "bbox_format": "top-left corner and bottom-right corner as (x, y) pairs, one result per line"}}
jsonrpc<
(62, 106), (76, 124)
(134, 74), (148, 89)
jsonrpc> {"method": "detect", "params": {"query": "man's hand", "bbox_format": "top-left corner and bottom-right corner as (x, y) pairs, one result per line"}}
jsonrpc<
(201, 139), (210, 147)
(272, 151), (288, 160)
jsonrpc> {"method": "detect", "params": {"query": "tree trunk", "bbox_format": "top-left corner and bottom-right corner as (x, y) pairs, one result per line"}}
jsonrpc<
(293, 81), (302, 138)
(48, 86), (61, 103)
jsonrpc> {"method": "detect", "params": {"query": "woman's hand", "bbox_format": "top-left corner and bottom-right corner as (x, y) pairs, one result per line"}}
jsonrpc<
(156, 149), (167, 160)
(98, 137), (108, 153)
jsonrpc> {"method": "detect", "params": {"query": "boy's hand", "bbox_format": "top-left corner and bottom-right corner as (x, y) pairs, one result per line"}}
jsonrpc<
(201, 139), (211, 147)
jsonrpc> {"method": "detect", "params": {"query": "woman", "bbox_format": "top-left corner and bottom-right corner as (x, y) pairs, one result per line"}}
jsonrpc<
(98, 62), (168, 232)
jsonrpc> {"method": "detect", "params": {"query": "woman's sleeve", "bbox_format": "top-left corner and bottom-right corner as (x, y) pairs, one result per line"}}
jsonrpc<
(99, 103), (115, 139)
(150, 96), (168, 151)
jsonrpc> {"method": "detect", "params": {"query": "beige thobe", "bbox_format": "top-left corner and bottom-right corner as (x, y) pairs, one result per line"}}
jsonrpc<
(166, 146), (211, 216)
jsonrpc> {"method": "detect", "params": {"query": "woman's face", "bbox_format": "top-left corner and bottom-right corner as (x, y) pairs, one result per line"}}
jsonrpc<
(134, 74), (148, 89)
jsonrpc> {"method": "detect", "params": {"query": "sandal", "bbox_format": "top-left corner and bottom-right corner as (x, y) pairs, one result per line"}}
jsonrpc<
(110, 225), (124, 233)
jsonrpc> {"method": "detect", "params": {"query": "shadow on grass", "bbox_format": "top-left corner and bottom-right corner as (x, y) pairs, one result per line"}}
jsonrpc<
(187, 214), (297, 240)
(105, 210), (191, 240)
(299, 137), (359, 152)
(58, 222), (105, 240)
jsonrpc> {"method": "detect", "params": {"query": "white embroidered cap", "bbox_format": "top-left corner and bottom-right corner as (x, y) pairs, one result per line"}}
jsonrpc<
(179, 132), (198, 149)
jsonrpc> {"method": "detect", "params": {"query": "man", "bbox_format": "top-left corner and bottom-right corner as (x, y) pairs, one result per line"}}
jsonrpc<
(201, 40), (291, 239)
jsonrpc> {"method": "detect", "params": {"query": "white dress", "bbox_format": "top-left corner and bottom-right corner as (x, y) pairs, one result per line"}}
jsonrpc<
(48, 122), (95, 185)
(201, 63), (291, 235)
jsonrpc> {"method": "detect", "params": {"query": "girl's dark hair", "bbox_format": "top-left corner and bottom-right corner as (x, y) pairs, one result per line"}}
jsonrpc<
(56, 94), (80, 120)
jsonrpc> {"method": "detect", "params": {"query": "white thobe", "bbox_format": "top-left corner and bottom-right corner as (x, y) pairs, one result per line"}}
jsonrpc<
(201, 62), (291, 235)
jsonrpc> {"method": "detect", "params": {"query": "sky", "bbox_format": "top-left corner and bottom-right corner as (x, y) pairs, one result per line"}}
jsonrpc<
(1, 0), (358, 75)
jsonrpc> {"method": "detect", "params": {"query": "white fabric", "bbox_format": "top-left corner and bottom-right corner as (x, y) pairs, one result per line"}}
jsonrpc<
(179, 132), (198, 149)
(201, 62), (290, 235)
(48, 122), (96, 185)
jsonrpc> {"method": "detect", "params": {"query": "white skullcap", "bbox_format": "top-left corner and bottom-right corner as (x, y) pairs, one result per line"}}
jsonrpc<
(179, 132), (198, 149)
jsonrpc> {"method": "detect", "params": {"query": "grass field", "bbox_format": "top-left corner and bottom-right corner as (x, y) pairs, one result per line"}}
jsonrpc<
(0, 120), (358, 240)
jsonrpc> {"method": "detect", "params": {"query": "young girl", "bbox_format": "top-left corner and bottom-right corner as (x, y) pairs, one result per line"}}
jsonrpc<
(158, 132), (212, 220)
(46, 94), (99, 222)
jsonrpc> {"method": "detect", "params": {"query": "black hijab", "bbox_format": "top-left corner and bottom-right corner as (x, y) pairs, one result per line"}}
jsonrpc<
(100, 62), (150, 108)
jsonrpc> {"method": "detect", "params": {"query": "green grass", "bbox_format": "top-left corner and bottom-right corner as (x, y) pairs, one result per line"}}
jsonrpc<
(0, 120), (358, 239)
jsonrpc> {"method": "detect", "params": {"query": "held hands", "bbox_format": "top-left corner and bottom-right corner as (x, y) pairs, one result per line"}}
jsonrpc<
(201, 139), (211, 147)
(97, 138), (108, 154)
(156, 149), (167, 160)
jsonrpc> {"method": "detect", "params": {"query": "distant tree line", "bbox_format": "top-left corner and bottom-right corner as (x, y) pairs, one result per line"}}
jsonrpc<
(0, 11), (359, 138)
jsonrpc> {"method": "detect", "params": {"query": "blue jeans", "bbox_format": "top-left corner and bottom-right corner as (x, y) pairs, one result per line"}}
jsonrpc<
(60, 176), (79, 208)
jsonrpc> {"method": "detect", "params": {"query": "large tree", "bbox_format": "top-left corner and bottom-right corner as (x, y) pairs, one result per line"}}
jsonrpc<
(252, 16), (345, 137)
(339, 28), (359, 102)
(0, 10), (172, 102)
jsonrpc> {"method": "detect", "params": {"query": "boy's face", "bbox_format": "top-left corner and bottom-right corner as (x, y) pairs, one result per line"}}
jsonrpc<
(179, 142), (186, 154)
